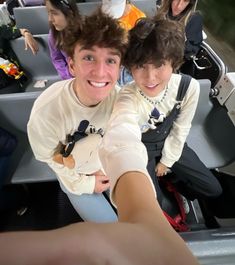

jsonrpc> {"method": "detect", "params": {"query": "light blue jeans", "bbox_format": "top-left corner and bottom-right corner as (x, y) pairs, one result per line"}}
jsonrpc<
(60, 182), (117, 223)
(66, 191), (118, 223)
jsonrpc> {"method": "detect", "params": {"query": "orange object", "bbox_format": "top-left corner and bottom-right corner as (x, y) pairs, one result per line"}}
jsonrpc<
(0, 62), (24, 79)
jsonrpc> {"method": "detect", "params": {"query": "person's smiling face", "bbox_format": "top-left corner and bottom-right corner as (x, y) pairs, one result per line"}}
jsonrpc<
(68, 44), (121, 106)
(131, 61), (173, 98)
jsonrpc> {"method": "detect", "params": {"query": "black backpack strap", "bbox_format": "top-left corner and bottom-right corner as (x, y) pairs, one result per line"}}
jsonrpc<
(176, 74), (192, 101)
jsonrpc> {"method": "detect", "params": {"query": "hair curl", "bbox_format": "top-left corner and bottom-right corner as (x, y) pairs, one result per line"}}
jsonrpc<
(124, 17), (185, 71)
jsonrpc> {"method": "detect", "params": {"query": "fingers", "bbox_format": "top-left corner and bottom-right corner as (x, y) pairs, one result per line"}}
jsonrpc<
(24, 40), (28, 51)
(156, 171), (167, 177)
(96, 174), (109, 182)
(28, 43), (38, 55)
(94, 174), (110, 193)
(24, 38), (39, 55)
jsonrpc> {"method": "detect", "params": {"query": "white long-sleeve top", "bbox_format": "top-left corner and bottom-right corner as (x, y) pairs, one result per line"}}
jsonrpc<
(99, 74), (200, 202)
(27, 79), (119, 195)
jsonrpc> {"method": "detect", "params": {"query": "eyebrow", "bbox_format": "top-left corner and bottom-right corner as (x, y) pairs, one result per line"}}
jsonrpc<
(79, 46), (121, 57)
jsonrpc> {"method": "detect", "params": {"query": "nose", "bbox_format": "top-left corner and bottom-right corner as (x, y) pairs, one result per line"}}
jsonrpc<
(48, 13), (53, 23)
(145, 67), (157, 82)
(176, 0), (184, 9)
(93, 60), (106, 78)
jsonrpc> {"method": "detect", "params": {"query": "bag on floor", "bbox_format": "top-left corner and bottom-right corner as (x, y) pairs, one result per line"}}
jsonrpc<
(160, 179), (190, 232)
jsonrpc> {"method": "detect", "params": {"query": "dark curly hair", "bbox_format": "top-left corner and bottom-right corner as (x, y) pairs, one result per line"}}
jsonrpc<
(123, 17), (185, 71)
(63, 8), (128, 64)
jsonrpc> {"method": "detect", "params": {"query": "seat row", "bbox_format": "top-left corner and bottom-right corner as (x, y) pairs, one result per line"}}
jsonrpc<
(14, 0), (157, 35)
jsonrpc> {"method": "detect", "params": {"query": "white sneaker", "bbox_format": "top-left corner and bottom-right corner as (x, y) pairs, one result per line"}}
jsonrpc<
(180, 195), (190, 214)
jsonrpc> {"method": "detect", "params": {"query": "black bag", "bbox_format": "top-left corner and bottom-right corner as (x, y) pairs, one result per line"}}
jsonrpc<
(0, 127), (17, 157)
(0, 68), (12, 89)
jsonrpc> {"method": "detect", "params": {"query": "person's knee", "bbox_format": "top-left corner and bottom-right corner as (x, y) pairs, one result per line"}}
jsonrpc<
(205, 179), (223, 198)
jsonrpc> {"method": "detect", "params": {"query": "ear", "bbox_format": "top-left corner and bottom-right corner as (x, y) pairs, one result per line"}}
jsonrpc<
(68, 56), (75, 77)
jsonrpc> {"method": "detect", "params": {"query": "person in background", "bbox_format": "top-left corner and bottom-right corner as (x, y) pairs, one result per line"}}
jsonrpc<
(102, 0), (146, 31)
(0, 3), (39, 88)
(99, 17), (222, 223)
(0, 0), (38, 57)
(0, 24), (39, 58)
(27, 9), (128, 223)
(45, 0), (81, 80)
(102, 0), (146, 86)
(157, 0), (203, 76)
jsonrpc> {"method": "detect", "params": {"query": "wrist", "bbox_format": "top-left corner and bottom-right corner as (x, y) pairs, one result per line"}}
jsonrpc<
(22, 29), (31, 37)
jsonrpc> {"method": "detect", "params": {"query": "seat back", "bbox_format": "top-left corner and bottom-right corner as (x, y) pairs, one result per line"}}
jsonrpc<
(14, 6), (49, 35)
(10, 34), (60, 92)
(13, 0), (157, 35)
(0, 91), (57, 184)
(187, 79), (235, 169)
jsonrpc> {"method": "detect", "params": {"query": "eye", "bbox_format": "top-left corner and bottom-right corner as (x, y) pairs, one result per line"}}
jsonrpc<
(107, 58), (117, 64)
(136, 64), (145, 69)
(83, 55), (94, 61)
(155, 61), (166, 68)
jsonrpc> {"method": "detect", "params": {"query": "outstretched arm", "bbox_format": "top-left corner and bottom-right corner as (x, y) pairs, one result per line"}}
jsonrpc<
(20, 28), (39, 55)
(0, 171), (199, 265)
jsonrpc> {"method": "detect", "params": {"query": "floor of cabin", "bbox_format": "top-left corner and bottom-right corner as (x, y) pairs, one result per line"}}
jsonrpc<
(0, 180), (209, 233)
(0, 182), (82, 232)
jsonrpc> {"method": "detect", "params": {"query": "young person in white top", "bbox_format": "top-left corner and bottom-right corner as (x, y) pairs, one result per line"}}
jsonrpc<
(27, 9), (128, 222)
(99, 17), (222, 214)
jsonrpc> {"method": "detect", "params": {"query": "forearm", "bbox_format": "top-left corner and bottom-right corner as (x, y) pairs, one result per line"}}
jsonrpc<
(0, 230), (60, 265)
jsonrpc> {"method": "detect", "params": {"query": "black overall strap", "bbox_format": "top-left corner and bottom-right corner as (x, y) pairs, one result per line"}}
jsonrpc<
(176, 74), (192, 102)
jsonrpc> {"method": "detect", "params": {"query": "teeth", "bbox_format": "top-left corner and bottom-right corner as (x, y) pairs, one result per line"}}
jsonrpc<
(146, 84), (156, 88)
(90, 81), (107, 87)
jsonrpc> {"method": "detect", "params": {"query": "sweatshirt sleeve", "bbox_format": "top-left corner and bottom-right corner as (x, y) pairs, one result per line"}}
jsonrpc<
(48, 30), (72, 80)
(99, 89), (156, 205)
(160, 78), (200, 167)
(27, 113), (95, 195)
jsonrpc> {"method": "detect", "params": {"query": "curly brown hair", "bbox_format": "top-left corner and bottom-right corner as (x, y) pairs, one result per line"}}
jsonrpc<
(63, 8), (128, 64)
(123, 17), (185, 71)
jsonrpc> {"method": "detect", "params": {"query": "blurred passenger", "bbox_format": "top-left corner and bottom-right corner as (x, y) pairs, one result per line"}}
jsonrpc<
(102, 0), (146, 86)
(45, 0), (81, 80)
(157, 0), (203, 75)
(0, 4), (39, 88)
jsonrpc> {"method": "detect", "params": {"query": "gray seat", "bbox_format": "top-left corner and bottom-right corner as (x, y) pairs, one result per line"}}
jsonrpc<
(0, 91), (57, 184)
(10, 34), (60, 92)
(14, 6), (49, 35)
(13, 0), (157, 35)
(187, 79), (235, 169)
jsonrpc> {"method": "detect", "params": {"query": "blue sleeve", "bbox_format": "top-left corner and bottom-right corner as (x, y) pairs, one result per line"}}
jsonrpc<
(48, 30), (72, 80)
